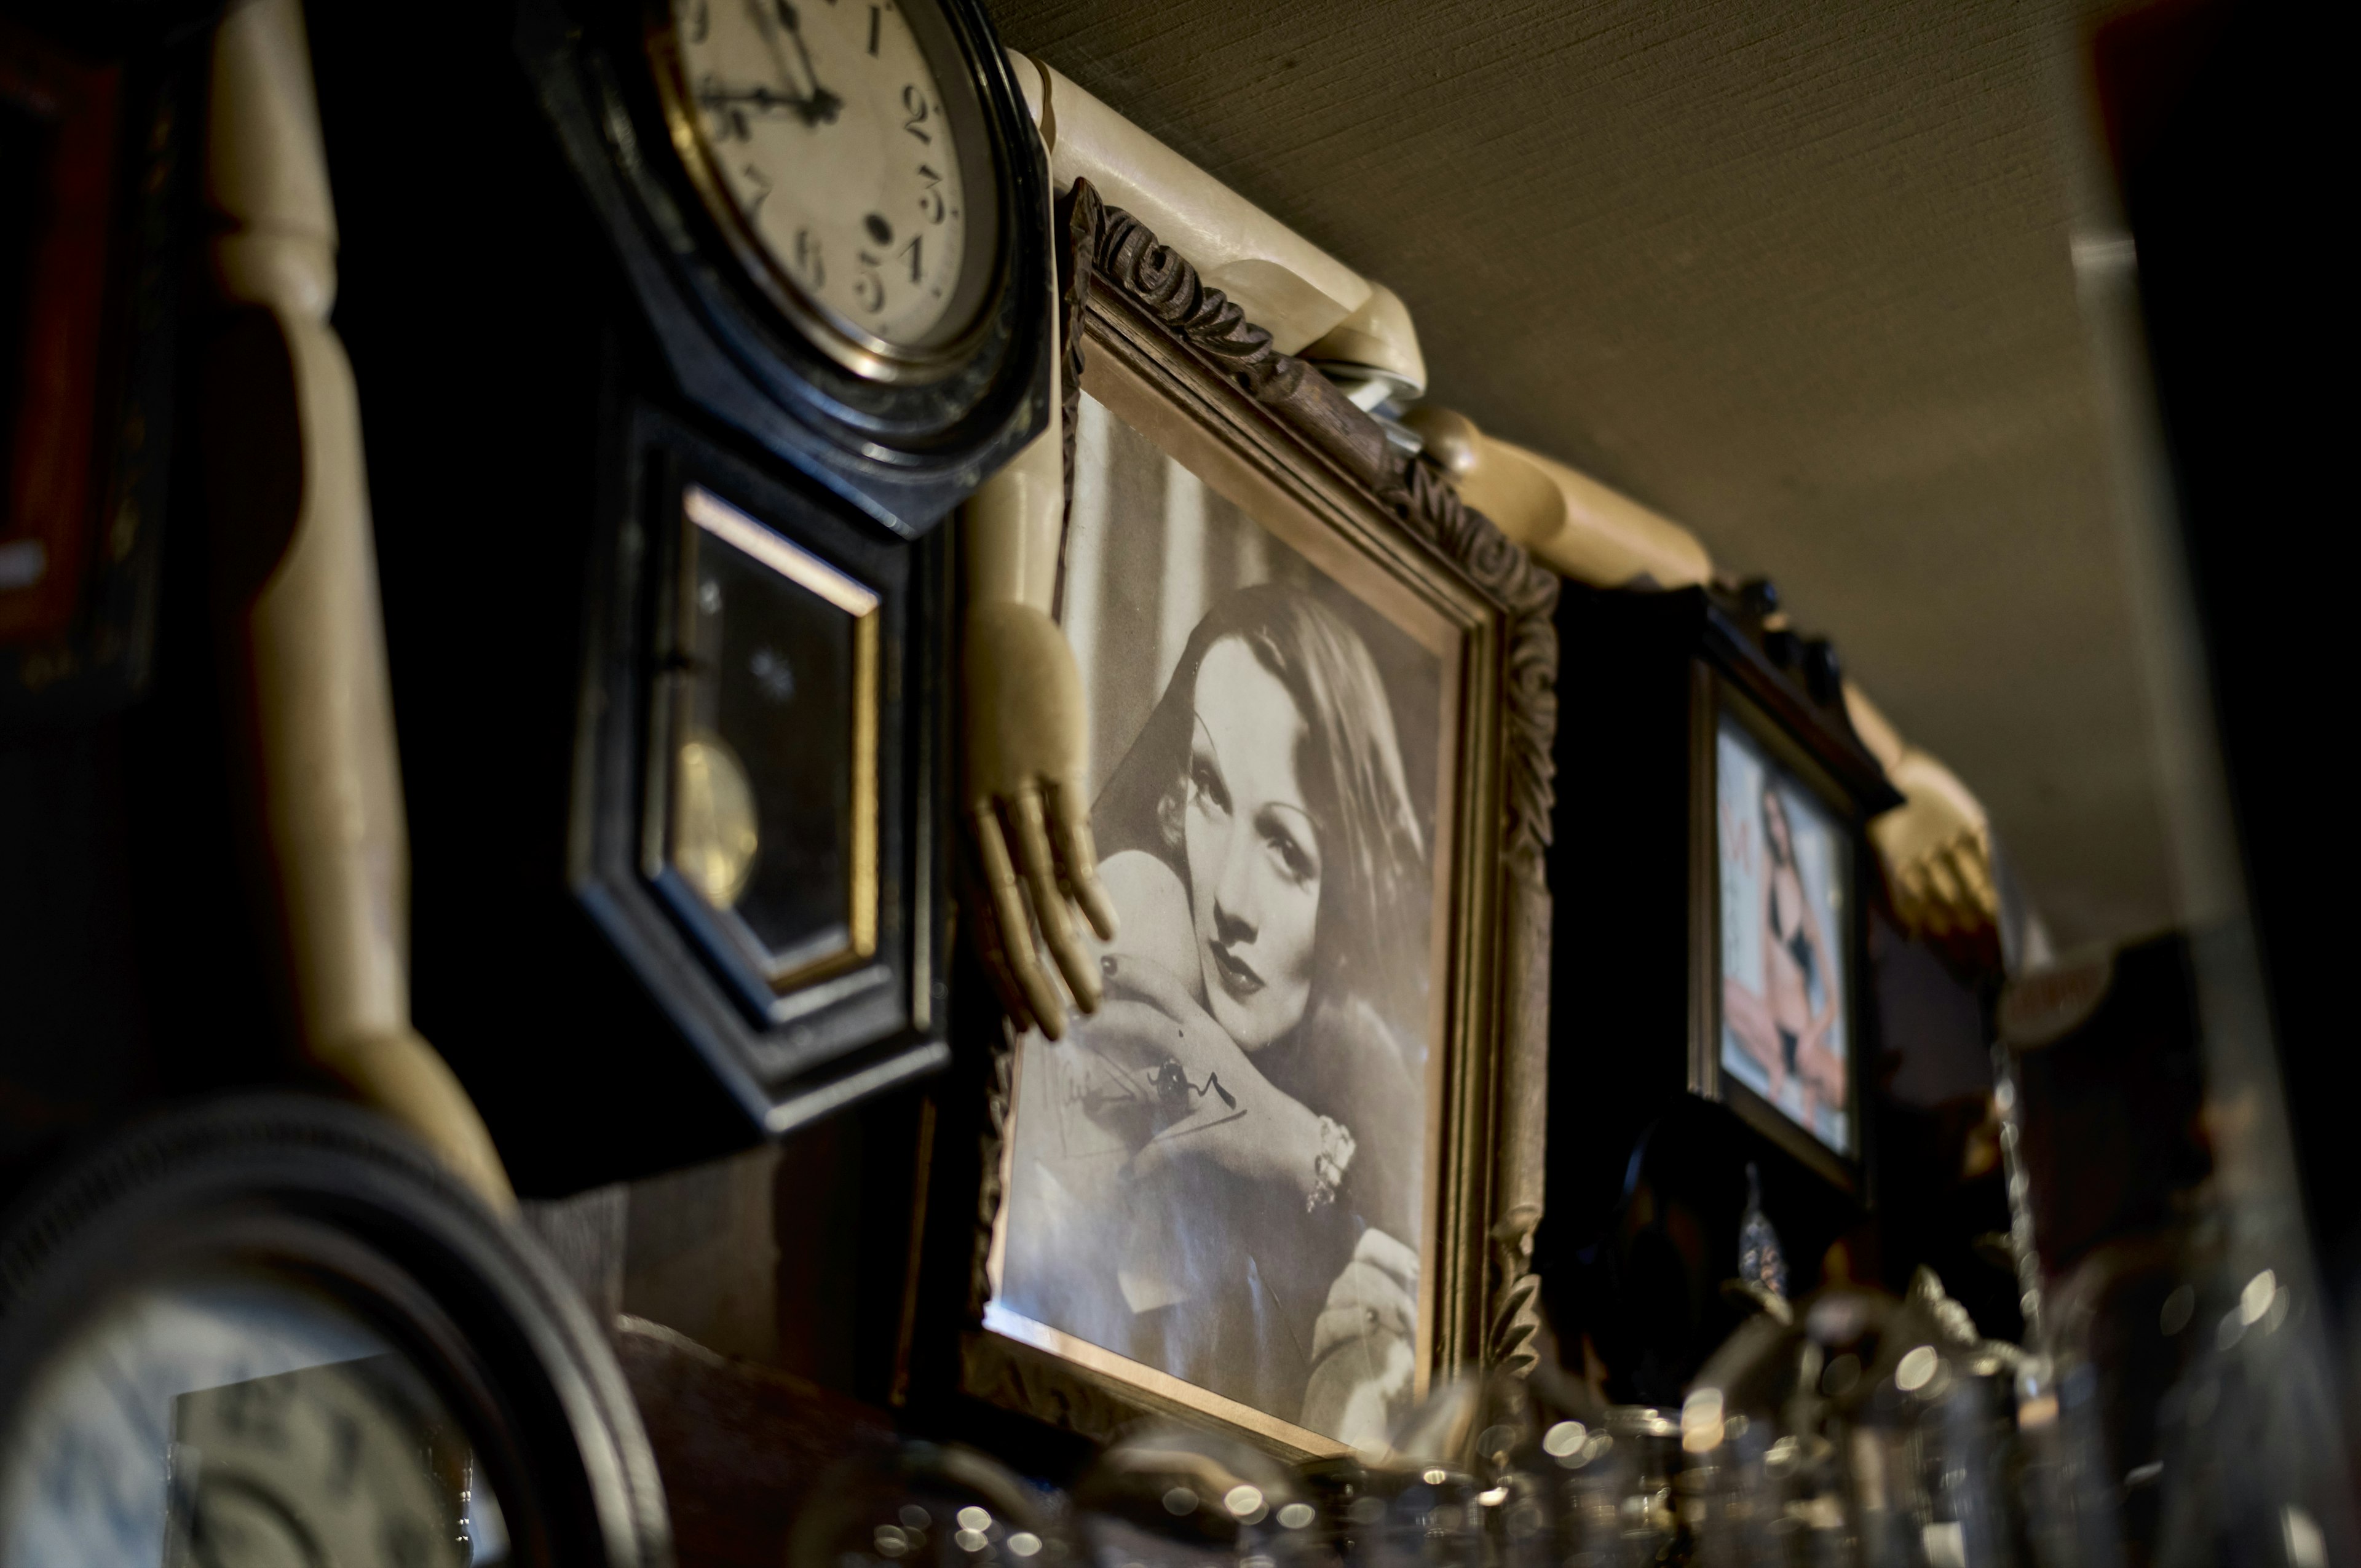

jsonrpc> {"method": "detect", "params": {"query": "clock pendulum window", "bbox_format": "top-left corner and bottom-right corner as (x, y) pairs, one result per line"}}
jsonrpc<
(303, 0), (1051, 1194)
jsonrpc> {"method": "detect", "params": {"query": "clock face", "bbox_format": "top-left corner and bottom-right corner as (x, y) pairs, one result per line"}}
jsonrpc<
(667, 0), (992, 360)
(0, 1267), (505, 1568)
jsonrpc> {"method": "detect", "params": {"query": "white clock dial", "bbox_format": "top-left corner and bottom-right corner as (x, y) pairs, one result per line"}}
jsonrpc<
(0, 1269), (504, 1568)
(673, 0), (976, 352)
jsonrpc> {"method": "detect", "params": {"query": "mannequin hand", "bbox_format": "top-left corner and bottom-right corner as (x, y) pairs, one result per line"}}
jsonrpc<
(963, 600), (1117, 1037)
(1873, 750), (1998, 951)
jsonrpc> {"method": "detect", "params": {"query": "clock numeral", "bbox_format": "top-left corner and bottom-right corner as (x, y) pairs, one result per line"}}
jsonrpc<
(742, 162), (772, 218)
(868, 6), (881, 55)
(916, 163), (945, 223)
(794, 226), (826, 288)
(688, 0), (709, 42)
(855, 251), (886, 314)
(901, 84), (931, 143)
(898, 234), (923, 283)
(698, 76), (750, 143)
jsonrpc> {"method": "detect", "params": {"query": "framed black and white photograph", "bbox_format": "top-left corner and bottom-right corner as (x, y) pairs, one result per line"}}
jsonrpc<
(987, 370), (1455, 1454)
(910, 200), (1559, 1462)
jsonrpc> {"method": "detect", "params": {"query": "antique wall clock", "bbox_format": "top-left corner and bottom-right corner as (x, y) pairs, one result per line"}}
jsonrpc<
(531, 0), (1048, 534)
(304, 0), (1049, 1193)
(0, 1096), (670, 1566)
(650, 0), (1002, 379)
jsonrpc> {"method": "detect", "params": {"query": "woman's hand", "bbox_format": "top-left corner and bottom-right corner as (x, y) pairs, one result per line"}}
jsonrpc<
(1093, 954), (1325, 1198)
(1796, 1024), (1846, 1109)
(1303, 1227), (1421, 1449)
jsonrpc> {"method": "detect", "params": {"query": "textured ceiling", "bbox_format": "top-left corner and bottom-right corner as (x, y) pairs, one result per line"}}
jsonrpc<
(989, 0), (2171, 946)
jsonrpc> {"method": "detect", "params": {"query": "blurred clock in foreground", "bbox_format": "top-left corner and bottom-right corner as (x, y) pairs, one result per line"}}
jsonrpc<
(1, 1270), (494, 1567)
(0, 1097), (670, 1567)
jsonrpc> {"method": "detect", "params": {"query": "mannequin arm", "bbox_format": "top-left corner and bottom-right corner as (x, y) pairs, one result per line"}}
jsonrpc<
(208, 0), (512, 1207)
(1005, 50), (1424, 397)
(1844, 683), (2001, 950)
(1007, 52), (1367, 355)
(960, 216), (1115, 1037)
(1402, 406), (1711, 589)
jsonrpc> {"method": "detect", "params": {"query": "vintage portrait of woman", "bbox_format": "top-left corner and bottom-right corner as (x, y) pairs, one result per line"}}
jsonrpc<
(1717, 721), (1850, 1152)
(991, 398), (1443, 1451)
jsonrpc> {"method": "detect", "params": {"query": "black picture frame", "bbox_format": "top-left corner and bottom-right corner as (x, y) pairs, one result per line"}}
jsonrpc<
(1547, 581), (1900, 1259)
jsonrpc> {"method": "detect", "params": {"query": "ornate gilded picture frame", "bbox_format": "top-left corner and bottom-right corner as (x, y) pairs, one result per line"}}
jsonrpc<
(903, 189), (1557, 1462)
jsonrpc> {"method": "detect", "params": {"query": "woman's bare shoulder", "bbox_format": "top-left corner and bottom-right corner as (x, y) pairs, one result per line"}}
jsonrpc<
(1098, 850), (1200, 1000)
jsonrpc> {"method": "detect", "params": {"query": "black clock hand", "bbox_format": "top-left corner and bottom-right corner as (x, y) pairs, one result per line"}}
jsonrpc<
(741, 0), (842, 127)
(699, 79), (837, 129)
(772, 1), (844, 124)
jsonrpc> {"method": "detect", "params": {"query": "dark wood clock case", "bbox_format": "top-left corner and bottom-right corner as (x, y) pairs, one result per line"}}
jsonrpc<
(306, 0), (1050, 1195)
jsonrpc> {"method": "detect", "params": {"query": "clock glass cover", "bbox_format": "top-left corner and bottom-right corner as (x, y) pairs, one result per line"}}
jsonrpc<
(658, 486), (880, 999)
(0, 1264), (508, 1567)
(666, 0), (999, 360)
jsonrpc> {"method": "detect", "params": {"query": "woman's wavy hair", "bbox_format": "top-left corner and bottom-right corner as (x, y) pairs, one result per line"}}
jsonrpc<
(1761, 782), (1796, 869)
(1093, 582), (1431, 1046)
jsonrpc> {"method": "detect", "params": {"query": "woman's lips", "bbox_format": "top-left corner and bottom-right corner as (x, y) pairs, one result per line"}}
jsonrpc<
(1209, 941), (1264, 1000)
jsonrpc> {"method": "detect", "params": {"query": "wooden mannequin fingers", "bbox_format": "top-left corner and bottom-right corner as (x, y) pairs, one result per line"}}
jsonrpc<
(1011, 785), (1099, 1014)
(1895, 860), (1934, 927)
(970, 803), (1066, 1038)
(1948, 836), (1998, 919)
(1046, 777), (1118, 942)
(976, 920), (1039, 1038)
(1920, 850), (1971, 924)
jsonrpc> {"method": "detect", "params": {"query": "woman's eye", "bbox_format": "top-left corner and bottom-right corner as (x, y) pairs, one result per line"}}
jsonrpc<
(1265, 831), (1317, 888)
(1189, 757), (1228, 814)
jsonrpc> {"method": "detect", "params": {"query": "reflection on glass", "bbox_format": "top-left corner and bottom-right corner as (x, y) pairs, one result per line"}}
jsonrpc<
(669, 488), (879, 989)
(0, 1267), (507, 1568)
(673, 732), (760, 911)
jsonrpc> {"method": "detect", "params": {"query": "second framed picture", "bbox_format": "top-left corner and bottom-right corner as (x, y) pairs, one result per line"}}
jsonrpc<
(906, 213), (1556, 1462)
(1543, 569), (1900, 1296)
(1700, 682), (1867, 1188)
